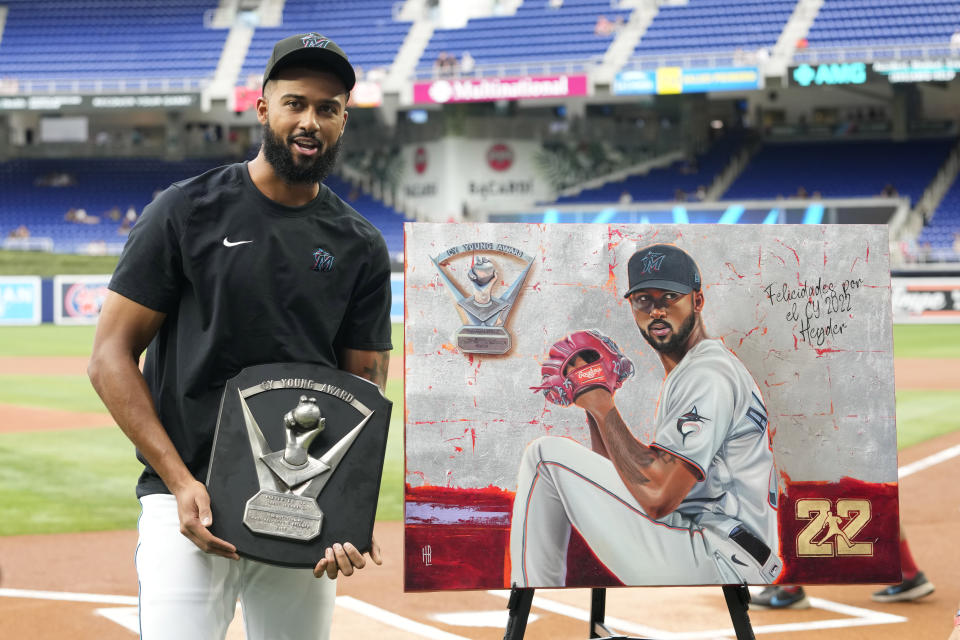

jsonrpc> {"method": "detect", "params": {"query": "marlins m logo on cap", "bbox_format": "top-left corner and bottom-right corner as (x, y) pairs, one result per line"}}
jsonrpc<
(301, 33), (330, 49)
(639, 251), (665, 274)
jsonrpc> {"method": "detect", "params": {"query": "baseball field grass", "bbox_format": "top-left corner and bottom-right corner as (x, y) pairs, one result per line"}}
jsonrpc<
(0, 323), (957, 536)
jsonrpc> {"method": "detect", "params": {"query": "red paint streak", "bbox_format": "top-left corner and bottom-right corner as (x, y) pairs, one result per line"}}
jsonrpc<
(738, 325), (761, 347)
(405, 484), (515, 503)
(725, 262), (745, 279)
(866, 244), (870, 262)
(814, 348), (844, 356)
(470, 428), (477, 450)
(453, 446), (463, 453)
(793, 334), (798, 349)
(778, 240), (800, 265)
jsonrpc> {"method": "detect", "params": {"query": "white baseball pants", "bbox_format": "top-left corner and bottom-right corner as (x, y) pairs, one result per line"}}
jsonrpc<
(509, 436), (724, 587)
(136, 494), (337, 640)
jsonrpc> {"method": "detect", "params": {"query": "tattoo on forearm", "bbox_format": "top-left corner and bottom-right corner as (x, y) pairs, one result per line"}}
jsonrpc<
(360, 352), (389, 390)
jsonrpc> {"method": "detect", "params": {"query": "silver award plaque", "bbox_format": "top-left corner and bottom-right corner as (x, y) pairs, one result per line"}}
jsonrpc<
(432, 242), (534, 354)
(205, 363), (391, 567)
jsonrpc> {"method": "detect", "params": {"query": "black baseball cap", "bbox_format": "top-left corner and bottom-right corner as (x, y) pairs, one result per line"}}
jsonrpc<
(262, 33), (356, 92)
(623, 244), (702, 298)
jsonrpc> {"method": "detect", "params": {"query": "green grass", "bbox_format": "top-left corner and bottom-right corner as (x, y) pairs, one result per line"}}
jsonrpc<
(893, 324), (960, 359)
(0, 250), (119, 278)
(896, 389), (960, 450)
(0, 325), (96, 356)
(0, 375), (109, 413)
(0, 427), (143, 535)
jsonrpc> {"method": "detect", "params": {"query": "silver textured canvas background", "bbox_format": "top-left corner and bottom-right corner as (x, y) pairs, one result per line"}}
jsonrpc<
(405, 223), (897, 491)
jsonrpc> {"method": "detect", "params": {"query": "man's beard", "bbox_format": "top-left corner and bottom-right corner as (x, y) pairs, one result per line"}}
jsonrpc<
(639, 310), (698, 354)
(261, 121), (342, 185)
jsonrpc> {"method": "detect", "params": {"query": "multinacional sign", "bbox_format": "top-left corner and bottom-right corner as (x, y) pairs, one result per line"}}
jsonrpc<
(614, 66), (761, 95)
(404, 223), (900, 591)
(412, 75), (589, 104)
(0, 276), (42, 325)
(53, 274), (110, 325)
(790, 63), (868, 87)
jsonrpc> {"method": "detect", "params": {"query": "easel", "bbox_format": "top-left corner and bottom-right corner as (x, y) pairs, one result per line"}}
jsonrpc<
(502, 585), (756, 639)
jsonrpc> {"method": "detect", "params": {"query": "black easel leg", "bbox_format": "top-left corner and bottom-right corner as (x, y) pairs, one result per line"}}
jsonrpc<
(722, 585), (756, 640)
(503, 587), (535, 640)
(590, 588), (606, 638)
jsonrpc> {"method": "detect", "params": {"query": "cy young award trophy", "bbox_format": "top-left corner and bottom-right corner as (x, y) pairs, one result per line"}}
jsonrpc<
(205, 362), (391, 567)
(432, 242), (534, 354)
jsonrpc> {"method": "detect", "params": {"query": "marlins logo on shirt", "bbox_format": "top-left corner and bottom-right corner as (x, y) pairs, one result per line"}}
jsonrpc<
(312, 247), (335, 272)
(676, 406), (709, 444)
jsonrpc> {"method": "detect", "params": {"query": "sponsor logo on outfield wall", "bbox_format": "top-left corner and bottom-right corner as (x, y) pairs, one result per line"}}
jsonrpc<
(0, 277), (42, 325)
(413, 75), (589, 104)
(891, 277), (960, 323)
(54, 275), (110, 325)
(614, 66), (761, 95)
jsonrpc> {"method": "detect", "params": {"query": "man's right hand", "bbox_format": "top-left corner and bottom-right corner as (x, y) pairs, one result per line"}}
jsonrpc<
(174, 480), (240, 559)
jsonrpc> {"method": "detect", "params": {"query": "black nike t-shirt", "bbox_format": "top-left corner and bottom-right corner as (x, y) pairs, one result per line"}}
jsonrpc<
(109, 162), (393, 497)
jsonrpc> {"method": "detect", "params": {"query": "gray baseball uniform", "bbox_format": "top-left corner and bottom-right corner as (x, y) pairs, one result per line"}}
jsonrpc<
(510, 338), (781, 587)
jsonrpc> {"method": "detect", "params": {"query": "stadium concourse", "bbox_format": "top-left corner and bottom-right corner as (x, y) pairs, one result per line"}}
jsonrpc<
(1, 0), (960, 638)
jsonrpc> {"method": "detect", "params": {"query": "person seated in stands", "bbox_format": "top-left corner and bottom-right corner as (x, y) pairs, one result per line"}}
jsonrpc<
(796, 186), (808, 199)
(75, 208), (100, 225)
(7, 225), (30, 239)
(594, 15), (614, 37)
(460, 51), (475, 76)
(953, 232), (960, 258)
(881, 183), (898, 197)
(619, 189), (633, 205)
(64, 207), (78, 222)
(674, 188), (687, 202)
(105, 206), (122, 222)
(435, 52), (454, 77)
(118, 206), (138, 234)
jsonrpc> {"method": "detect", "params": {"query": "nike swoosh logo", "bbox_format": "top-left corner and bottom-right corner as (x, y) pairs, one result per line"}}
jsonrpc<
(223, 237), (253, 247)
(731, 554), (748, 567)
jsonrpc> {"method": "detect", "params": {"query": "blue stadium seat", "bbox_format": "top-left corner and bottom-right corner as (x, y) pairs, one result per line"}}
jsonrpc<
(0, 0), (226, 83)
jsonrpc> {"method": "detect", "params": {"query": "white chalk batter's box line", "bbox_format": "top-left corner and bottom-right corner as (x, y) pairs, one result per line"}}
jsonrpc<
(0, 587), (907, 639)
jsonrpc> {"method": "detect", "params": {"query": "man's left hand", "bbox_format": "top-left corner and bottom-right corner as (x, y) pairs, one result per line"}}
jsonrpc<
(313, 535), (382, 579)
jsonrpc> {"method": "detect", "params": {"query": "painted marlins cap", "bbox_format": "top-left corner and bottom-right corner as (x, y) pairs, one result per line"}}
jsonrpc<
(262, 33), (356, 92)
(623, 244), (702, 297)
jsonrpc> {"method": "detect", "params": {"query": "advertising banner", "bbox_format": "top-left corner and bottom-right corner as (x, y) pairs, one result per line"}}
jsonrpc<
(53, 274), (110, 325)
(0, 276), (42, 325)
(404, 223), (900, 591)
(614, 67), (761, 95)
(0, 94), (198, 111)
(891, 277), (960, 323)
(412, 74), (589, 104)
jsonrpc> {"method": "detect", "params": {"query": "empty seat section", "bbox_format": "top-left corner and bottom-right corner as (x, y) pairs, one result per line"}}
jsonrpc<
(0, 0), (226, 82)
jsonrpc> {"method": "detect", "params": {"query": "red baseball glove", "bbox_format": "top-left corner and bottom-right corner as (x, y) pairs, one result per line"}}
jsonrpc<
(531, 329), (635, 406)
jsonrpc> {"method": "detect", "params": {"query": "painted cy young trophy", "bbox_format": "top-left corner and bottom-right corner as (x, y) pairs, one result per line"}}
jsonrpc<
(205, 362), (391, 567)
(431, 242), (534, 354)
